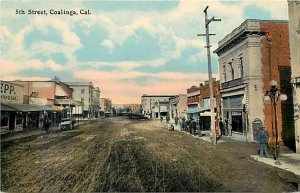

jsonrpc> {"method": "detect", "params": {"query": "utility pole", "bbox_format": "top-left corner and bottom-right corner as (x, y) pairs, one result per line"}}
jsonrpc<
(198, 6), (221, 145)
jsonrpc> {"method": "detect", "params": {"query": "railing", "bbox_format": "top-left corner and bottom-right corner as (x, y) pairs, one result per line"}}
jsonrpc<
(221, 78), (244, 89)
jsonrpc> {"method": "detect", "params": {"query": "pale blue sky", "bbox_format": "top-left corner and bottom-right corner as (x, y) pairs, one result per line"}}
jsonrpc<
(0, 0), (288, 103)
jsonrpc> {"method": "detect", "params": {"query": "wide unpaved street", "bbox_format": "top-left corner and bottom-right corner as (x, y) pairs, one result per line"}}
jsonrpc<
(1, 117), (299, 192)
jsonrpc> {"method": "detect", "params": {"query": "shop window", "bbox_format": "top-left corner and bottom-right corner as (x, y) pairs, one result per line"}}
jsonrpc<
(228, 61), (234, 80)
(1, 113), (9, 127)
(204, 98), (216, 109)
(16, 113), (23, 125)
(238, 55), (244, 78)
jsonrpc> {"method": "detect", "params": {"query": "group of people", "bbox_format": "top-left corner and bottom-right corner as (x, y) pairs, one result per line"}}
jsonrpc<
(178, 117), (198, 135)
(162, 114), (270, 158)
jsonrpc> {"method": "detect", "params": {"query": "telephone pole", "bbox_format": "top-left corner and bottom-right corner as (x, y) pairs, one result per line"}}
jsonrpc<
(198, 6), (221, 145)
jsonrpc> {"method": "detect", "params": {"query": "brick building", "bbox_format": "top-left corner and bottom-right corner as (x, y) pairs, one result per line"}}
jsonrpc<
(198, 80), (220, 132)
(186, 79), (220, 132)
(214, 19), (293, 144)
(186, 85), (201, 120)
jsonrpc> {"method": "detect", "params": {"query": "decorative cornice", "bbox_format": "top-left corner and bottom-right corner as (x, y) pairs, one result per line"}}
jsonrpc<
(214, 19), (288, 56)
(288, 0), (300, 5)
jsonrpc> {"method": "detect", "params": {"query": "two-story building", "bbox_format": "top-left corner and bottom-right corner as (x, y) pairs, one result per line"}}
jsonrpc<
(186, 79), (219, 132)
(141, 94), (175, 118)
(65, 82), (94, 118)
(198, 80), (220, 132)
(169, 94), (187, 120)
(214, 19), (293, 143)
(100, 98), (112, 117)
(10, 79), (76, 127)
(186, 85), (201, 120)
(92, 87), (101, 118)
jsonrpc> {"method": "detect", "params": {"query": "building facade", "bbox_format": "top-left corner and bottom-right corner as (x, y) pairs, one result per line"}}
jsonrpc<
(141, 94), (175, 118)
(11, 79), (78, 125)
(186, 85), (201, 120)
(1, 81), (24, 133)
(12, 80), (73, 106)
(169, 94), (187, 119)
(214, 19), (293, 143)
(100, 98), (112, 116)
(288, 0), (300, 153)
(198, 80), (220, 132)
(1, 80), (71, 133)
(65, 82), (94, 118)
(186, 79), (219, 131)
(92, 87), (101, 118)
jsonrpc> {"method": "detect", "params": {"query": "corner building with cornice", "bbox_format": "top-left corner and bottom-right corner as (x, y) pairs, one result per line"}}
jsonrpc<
(214, 20), (294, 147)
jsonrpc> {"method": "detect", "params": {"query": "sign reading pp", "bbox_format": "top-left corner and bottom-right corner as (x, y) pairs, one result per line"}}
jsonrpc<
(0, 81), (24, 104)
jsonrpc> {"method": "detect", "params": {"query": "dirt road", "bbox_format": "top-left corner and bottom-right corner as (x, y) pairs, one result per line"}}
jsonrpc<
(1, 117), (299, 192)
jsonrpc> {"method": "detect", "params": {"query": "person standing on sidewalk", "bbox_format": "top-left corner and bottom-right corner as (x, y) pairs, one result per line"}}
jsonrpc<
(44, 115), (50, 133)
(219, 118), (224, 136)
(182, 117), (186, 131)
(175, 116), (179, 126)
(224, 119), (229, 136)
(166, 114), (170, 124)
(258, 126), (269, 157)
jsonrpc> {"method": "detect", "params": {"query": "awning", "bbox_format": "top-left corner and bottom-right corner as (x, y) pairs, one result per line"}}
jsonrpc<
(186, 106), (201, 114)
(1, 103), (61, 112)
(1, 103), (16, 111)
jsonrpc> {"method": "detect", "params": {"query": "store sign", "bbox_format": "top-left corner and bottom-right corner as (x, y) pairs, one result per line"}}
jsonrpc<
(0, 81), (23, 104)
(232, 112), (242, 116)
(29, 97), (48, 105)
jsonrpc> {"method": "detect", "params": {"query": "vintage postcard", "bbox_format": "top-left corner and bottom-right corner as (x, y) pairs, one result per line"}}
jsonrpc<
(1, 0), (300, 192)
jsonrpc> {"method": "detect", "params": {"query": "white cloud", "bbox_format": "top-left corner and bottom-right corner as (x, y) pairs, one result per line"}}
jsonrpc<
(46, 60), (63, 71)
(0, 0), (289, 103)
(0, 59), (45, 77)
(101, 39), (114, 51)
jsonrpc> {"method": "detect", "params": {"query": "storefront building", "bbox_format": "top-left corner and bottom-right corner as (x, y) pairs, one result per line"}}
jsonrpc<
(186, 86), (201, 121)
(1, 81), (24, 133)
(141, 95), (175, 118)
(65, 82), (94, 118)
(214, 19), (293, 143)
(169, 94), (187, 119)
(198, 80), (220, 132)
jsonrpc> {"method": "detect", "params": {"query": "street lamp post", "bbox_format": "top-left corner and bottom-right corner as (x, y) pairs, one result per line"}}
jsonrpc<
(264, 80), (287, 165)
